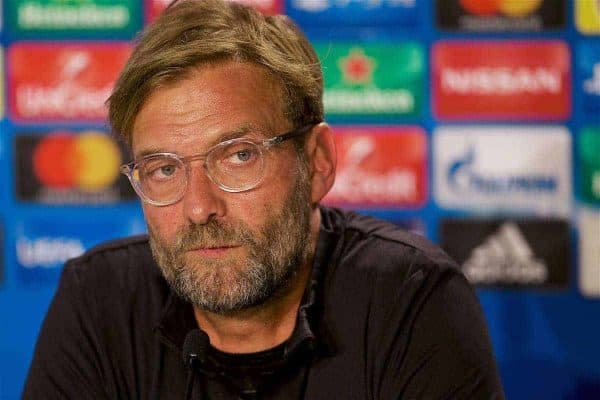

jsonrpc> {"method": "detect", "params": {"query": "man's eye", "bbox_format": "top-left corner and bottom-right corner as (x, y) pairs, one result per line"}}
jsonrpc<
(234, 150), (252, 162)
(158, 165), (177, 176)
(224, 147), (259, 165)
(144, 163), (178, 180)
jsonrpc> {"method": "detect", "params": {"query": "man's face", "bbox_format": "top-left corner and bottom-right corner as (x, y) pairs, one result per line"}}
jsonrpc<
(131, 61), (313, 314)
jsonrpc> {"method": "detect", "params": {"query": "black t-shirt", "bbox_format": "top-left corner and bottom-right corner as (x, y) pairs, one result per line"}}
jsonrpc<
(23, 207), (505, 399)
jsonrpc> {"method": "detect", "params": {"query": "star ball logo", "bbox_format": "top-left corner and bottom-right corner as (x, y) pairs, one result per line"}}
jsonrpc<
(14, 130), (136, 204)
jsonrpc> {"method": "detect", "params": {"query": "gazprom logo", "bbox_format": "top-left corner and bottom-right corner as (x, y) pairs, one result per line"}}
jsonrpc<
(448, 147), (558, 195)
(434, 126), (571, 215)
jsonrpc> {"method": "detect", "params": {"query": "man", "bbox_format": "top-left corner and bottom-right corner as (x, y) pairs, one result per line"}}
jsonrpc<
(23, 0), (504, 398)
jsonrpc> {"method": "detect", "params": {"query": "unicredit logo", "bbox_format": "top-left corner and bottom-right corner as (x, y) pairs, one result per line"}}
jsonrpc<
(16, 51), (111, 118)
(32, 131), (122, 192)
(324, 127), (426, 207)
(448, 147), (558, 194)
(8, 43), (130, 122)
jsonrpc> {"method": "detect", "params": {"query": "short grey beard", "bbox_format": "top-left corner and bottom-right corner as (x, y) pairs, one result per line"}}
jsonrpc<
(148, 164), (312, 314)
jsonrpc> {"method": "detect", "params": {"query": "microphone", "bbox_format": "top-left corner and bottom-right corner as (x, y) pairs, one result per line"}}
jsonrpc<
(183, 329), (210, 400)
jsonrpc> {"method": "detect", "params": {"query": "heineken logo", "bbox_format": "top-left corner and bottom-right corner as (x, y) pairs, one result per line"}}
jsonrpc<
(579, 127), (600, 204)
(18, 2), (129, 29)
(339, 48), (375, 85)
(317, 43), (424, 118)
(8, 0), (141, 36)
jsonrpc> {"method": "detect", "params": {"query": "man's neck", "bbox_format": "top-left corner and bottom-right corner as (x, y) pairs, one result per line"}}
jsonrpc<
(192, 208), (321, 354)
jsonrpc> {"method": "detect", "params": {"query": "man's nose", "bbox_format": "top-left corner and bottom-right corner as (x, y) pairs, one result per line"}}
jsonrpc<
(182, 165), (226, 225)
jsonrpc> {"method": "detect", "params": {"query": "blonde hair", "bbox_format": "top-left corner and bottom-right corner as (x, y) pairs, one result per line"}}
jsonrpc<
(107, 0), (323, 146)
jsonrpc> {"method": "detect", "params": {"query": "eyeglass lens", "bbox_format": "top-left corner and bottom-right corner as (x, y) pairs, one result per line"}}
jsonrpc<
(132, 140), (266, 204)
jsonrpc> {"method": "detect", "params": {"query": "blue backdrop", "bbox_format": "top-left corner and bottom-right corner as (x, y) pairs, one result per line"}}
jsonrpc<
(0, 0), (599, 398)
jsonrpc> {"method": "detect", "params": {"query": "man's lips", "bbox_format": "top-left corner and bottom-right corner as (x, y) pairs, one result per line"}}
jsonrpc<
(186, 245), (241, 257)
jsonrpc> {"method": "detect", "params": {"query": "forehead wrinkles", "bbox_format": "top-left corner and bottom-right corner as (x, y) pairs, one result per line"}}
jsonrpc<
(131, 61), (292, 151)
(188, 61), (291, 130)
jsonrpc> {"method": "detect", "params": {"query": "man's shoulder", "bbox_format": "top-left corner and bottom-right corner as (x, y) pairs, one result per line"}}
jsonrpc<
(68, 234), (151, 268)
(62, 234), (163, 292)
(325, 207), (458, 276)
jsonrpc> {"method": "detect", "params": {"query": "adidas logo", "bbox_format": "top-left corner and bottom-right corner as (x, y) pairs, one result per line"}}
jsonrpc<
(462, 222), (548, 285)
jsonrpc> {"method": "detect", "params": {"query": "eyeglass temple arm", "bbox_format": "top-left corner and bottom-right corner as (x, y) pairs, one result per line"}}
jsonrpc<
(265, 123), (319, 146)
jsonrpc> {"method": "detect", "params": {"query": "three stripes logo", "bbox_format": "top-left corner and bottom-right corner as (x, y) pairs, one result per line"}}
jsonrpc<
(440, 218), (569, 288)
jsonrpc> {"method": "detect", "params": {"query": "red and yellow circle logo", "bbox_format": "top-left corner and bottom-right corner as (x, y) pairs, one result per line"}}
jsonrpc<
(33, 131), (122, 192)
(459, 0), (543, 17)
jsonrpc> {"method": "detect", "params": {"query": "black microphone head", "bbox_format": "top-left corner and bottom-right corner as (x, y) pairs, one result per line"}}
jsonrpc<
(182, 329), (210, 367)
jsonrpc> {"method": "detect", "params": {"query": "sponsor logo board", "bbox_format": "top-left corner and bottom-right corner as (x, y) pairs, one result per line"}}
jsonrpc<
(316, 43), (424, 118)
(146, 0), (283, 22)
(579, 127), (600, 205)
(14, 130), (136, 205)
(578, 42), (600, 114)
(0, 48), (3, 119)
(0, 221), (3, 285)
(288, 0), (417, 26)
(0, 133), (4, 201)
(434, 126), (571, 215)
(440, 218), (569, 288)
(578, 207), (600, 297)
(7, 0), (141, 37)
(7, 43), (131, 122)
(15, 217), (140, 286)
(436, 0), (565, 32)
(432, 41), (571, 120)
(324, 126), (427, 208)
(575, 0), (600, 34)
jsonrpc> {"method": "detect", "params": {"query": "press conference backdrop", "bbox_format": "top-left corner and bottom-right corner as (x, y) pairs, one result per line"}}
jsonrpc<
(0, 0), (599, 398)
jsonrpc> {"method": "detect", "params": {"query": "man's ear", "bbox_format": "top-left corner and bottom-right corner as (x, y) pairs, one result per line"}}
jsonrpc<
(305, 122), (336, 204)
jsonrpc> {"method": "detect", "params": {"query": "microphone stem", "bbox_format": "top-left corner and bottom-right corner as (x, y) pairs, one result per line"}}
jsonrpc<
(184, 355), (198, 400)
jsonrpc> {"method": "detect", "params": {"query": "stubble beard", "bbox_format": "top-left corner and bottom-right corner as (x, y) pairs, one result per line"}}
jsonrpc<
(148, 163), (313, 315)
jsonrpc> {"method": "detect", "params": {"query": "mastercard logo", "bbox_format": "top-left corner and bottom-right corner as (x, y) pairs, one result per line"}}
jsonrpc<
(459, 0), (543, 17)
(33, 131), (122, 192)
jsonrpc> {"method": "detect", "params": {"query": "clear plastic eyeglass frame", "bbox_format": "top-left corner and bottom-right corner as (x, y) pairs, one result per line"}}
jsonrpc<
(120, 123), (317, 206)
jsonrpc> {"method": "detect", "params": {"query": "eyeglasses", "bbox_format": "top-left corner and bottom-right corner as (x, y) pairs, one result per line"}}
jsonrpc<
(121, 123), (316, 206)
